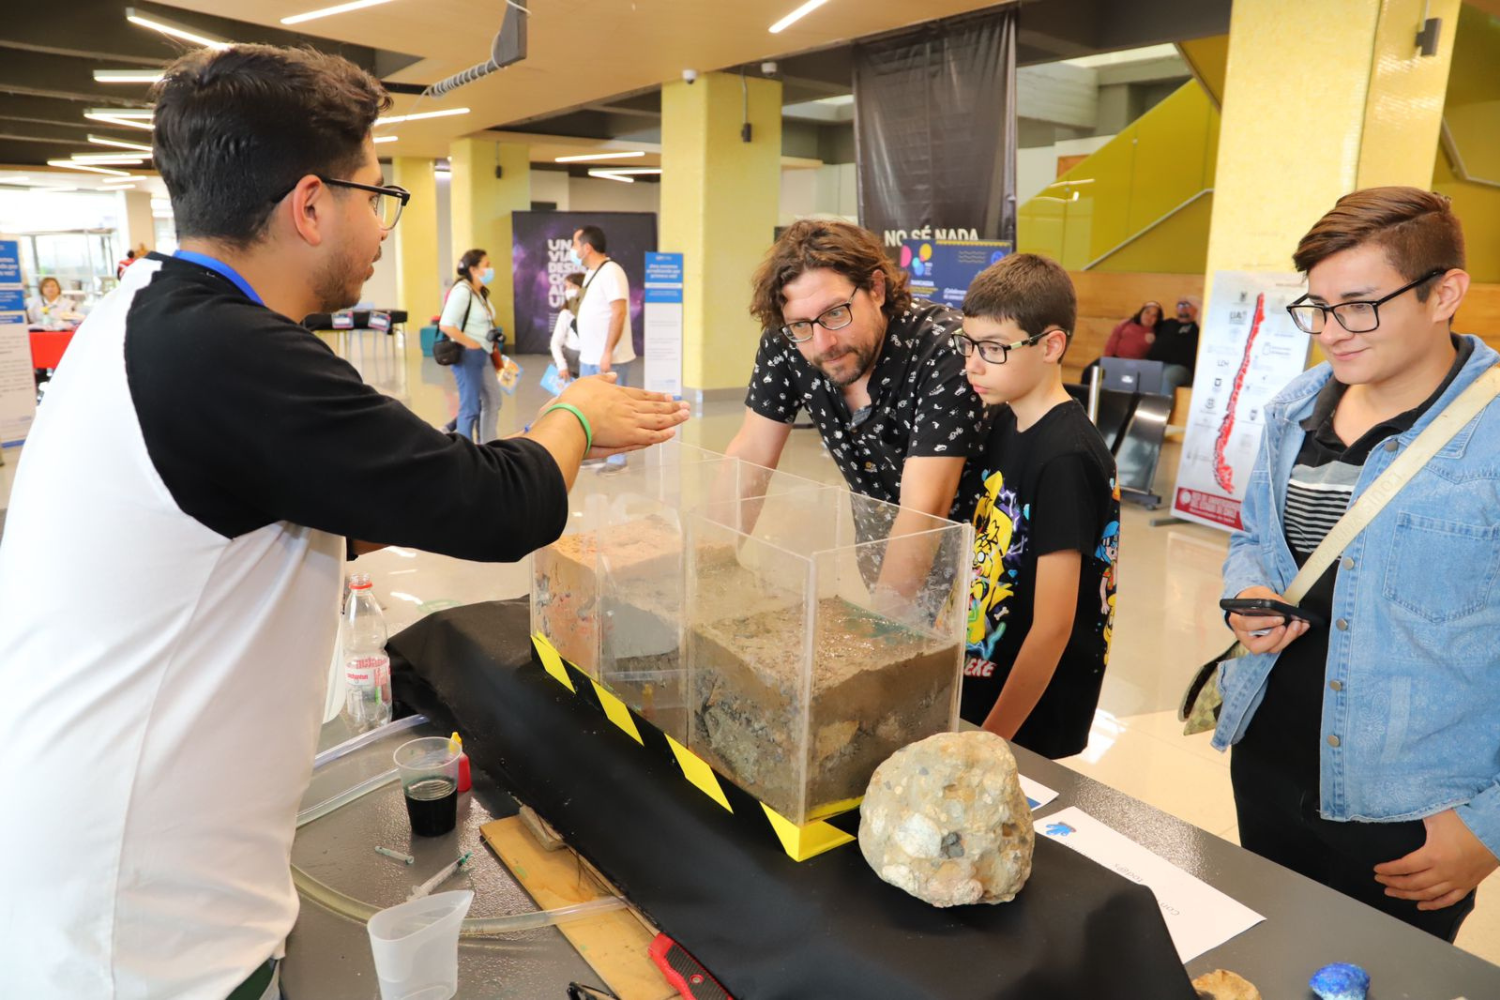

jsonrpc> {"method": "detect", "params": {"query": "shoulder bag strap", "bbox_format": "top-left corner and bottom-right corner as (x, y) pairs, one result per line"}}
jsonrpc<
(571, 258), (610, 332)
(439, 283), (474, 339)
(1282, 363), (1500, 604)
(457, 283), (474, 336)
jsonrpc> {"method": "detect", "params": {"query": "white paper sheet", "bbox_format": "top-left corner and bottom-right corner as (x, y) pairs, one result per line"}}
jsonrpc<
(1038, 805), (1265, 962)
(1018, 774), (1059, 812)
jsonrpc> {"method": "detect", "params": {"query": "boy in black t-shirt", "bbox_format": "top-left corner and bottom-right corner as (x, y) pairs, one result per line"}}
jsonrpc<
(952, 254), (1120, 759)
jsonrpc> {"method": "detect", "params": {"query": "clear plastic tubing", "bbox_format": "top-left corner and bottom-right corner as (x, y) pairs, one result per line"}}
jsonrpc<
(296, 768), (398, 829)
(291, 866), (627, 936)
(313, 714), (427, 770)
(293, 716), (628, 935)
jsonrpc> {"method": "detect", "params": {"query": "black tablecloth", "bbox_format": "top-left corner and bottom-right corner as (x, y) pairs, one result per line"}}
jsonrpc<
(389, 600), (1196, 1000)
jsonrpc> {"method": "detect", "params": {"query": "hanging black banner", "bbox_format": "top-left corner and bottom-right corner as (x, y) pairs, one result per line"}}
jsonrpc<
(853, 6), (1018, 250)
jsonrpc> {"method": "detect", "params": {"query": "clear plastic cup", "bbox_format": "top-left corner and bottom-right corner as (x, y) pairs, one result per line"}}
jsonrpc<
(366, 889), (473, 1000)
(394, 737), (462, 837)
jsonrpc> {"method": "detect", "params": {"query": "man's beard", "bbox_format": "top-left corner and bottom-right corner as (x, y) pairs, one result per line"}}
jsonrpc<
(815, 342), (876, 388)
(315, 243), (378, 312)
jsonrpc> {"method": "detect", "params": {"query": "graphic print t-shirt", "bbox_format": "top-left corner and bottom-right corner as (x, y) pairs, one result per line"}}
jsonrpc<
(961, 399), (1120, 759)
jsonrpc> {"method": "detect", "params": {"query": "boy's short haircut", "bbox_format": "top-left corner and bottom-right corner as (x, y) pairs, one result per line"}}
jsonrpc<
(962, 252), (1077, 348)
(1293, 186), (1465, 302)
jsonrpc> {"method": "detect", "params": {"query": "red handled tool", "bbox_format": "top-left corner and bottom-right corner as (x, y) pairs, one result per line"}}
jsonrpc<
(649, 933), (733, 1000)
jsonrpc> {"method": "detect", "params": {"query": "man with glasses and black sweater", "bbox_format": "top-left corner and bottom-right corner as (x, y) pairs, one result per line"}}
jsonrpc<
(0, 45), (687, 999)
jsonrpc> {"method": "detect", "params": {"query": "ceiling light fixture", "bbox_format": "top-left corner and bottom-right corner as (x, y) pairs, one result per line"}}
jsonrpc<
(374, 107), (470, 126)
(281, 0), (400, 25)
(47, 160), (132, 177)
(555, 151), (645, 163)
(93, 69), (166, 84)
(102, 176), (140, 185)
(769, 0), (829, 34)
(71, 154), (147, 165)
(103, 184), (138, 190)
(588, 170), (636, 184)
(85, 109), (154, 131)
(124, 7), (231, 49)
(586, 167), (660, 176)
(88, 134), (154, 152)
(373, 135), (399, 144)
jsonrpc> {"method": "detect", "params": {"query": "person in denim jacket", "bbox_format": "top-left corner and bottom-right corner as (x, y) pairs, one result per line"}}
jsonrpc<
(1218, 187), (1498, 940)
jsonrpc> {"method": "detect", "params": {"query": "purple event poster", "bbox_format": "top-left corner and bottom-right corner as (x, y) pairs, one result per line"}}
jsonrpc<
(511, 211), (657, 355)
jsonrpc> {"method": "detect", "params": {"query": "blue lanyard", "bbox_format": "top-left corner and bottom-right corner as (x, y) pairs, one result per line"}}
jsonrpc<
(172, 250), (264, 306)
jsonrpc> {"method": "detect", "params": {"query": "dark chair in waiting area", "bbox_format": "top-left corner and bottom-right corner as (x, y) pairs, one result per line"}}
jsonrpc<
(1066, 360), (1173, 509)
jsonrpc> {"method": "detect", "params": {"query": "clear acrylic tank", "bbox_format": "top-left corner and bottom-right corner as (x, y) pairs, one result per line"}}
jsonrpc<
(684, 487), (970, 825)
(530, 441), (717, 682)
(530, 443), (828, 743)
(531, 443), (969, 824)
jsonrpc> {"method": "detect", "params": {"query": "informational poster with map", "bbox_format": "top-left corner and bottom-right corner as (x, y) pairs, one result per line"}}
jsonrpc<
(1172, 271), (1311, 531)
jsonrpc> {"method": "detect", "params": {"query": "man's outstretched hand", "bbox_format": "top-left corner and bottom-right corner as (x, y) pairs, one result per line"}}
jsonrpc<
(551, 374), (690, 457)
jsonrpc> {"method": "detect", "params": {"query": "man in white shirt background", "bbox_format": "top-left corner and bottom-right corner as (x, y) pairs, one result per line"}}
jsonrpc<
(571, 225), (636, 383)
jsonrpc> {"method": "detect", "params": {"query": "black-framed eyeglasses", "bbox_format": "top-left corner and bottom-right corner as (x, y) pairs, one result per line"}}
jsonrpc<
(950, 330), (1049, 365)
(271, 175), (411, 231)
(781, 297), (855, 344)
(1286, 268), (1446, 335)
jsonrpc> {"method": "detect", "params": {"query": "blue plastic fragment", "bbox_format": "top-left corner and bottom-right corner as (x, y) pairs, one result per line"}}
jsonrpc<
(1309, 962), (1371, 1000)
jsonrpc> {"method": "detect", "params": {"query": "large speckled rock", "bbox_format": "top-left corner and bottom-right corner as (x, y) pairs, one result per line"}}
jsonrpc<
(858, 731), (1033, 906)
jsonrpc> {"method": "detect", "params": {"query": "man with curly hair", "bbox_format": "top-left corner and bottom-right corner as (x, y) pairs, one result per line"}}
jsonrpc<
(730, 220), (990, 524)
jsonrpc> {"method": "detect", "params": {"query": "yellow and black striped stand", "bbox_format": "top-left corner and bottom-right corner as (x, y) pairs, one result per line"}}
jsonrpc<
(532, 634), (858, 861)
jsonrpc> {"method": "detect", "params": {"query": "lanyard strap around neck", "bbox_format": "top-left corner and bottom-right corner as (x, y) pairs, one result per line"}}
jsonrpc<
(172, 250), (264, 306)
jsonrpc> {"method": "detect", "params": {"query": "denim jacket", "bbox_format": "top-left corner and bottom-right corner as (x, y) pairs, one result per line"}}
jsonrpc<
(1215, 336), (1500, 859)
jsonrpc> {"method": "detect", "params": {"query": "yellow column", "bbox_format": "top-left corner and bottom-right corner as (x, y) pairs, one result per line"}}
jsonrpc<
(1205, 0), (1460, 281)
(391, 157), (438, 323)
(661, 72), (783, 394)
(450, 138), (531, 341)
(120, 190), (155, 253)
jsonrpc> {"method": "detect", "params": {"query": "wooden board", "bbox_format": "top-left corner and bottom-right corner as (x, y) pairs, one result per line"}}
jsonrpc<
(480, 817), (675, 1000)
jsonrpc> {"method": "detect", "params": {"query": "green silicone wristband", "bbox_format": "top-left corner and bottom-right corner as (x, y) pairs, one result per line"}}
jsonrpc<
(543, 403), (592, 453)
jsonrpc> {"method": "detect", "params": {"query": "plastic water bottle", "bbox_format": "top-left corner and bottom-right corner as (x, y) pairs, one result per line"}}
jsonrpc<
(341, 574), (392, 732)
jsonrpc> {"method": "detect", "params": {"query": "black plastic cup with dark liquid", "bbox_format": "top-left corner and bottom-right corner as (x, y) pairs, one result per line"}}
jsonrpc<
(394, 737), (462, 837)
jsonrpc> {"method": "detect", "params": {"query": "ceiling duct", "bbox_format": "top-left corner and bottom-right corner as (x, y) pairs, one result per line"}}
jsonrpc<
(424, 0), (527, 99)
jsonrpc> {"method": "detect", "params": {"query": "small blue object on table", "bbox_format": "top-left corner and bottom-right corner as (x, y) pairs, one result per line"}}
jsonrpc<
(1309, 962), (1370, 1000)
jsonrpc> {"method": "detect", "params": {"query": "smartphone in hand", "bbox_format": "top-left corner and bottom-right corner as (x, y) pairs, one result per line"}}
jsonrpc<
(1219, 597), (1327, 629)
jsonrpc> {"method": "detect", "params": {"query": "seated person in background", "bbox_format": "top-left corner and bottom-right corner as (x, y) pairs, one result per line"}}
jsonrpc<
(954, 252), (1119, 760)
(27, 277), (81, 330)
(1106, 300), (1161, 359)
(549, 271), (585, 381)
(1079, 300), (1161, 385)
(1146, 295), (1201, 392)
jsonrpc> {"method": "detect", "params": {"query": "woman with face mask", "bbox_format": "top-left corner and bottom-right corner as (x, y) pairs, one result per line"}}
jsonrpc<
(549, 272), (585, 381)
(438, 249), (501, 442)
